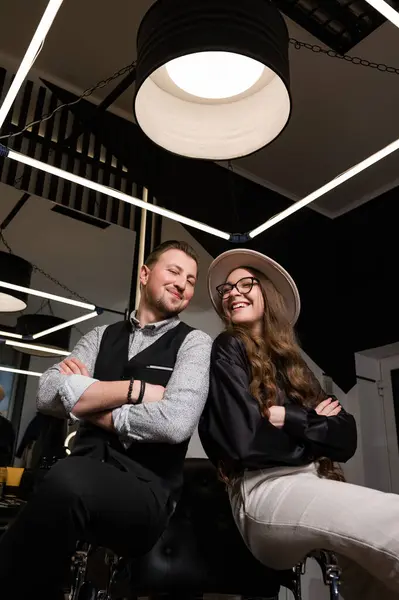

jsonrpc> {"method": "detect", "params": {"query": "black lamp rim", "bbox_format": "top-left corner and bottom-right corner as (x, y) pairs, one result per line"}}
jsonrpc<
(136, 0), (290, 89)
(0, 250), (32, 270)
(136, 0), (289, 47)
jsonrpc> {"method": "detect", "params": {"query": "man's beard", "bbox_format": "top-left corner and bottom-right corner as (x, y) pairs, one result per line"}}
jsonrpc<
(148, 291), (182, 319)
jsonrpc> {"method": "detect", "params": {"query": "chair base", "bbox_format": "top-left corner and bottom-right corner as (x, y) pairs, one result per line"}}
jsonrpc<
(69, 543), (121, 600)
(296, 550), (341, 600)
(69, 543), (91, 600)
(69, 544), (341, 600)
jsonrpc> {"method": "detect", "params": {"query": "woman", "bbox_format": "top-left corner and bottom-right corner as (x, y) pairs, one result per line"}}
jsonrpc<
(199, 248), (399, 600)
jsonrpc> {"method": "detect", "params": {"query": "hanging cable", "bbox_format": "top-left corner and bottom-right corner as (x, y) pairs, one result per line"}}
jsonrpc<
(0, 60), (136, 141)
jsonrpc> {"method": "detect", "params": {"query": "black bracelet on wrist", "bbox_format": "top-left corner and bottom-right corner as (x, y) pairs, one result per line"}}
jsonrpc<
(136, 380), (146, 405)
(127, 377), (135, 404)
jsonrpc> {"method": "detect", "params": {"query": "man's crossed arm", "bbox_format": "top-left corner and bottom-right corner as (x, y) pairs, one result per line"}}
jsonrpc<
(37, 326), (212, 444)
(59, 357), (164, 431)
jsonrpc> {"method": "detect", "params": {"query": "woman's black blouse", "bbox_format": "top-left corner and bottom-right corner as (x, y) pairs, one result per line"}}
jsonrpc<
(198, 332), (357, 472)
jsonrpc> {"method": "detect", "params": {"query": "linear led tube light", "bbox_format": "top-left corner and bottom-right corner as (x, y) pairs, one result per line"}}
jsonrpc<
(0, 0), (64, 130)
(364, 0), (399, 28)
(0, 365), (42, 377)
(32, 310), (99, 340)
(249, 134), (399, 238)
(4, 148), (230, 241)
(0, 280), (95, 310)
(5, 340), (70, 357)
(0, 330), (23, 339)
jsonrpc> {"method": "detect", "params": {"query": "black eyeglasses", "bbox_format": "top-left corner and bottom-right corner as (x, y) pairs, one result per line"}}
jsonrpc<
(216, 276), (260, 299)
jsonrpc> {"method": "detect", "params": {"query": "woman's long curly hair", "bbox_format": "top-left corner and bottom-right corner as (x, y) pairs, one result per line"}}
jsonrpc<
(222, 267), (345, 483)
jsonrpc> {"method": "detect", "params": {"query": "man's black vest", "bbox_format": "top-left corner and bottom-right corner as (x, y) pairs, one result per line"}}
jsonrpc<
(72, 320), (194, 496)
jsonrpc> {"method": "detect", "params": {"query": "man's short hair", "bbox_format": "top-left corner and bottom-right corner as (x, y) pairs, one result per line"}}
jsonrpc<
(144, 240), (199, 270)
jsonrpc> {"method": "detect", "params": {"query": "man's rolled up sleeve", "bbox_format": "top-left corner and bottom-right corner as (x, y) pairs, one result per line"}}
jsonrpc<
(113, 330), (212, 444)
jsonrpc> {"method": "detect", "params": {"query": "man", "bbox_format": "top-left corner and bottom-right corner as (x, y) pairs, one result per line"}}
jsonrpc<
(0, 240), (212, 599)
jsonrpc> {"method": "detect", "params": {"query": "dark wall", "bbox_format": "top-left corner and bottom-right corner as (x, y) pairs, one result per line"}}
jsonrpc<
(336, 188), (399, 355)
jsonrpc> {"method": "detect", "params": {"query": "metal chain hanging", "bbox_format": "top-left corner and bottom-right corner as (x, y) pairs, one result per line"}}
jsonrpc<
(289, 38), (399, 74)
(0, 61), (137, 142)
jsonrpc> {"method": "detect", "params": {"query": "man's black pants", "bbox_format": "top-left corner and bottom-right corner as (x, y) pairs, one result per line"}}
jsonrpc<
(0, 455), (170, 599)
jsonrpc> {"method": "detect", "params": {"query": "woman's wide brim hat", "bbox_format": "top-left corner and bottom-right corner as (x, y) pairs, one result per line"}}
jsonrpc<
(207, 248), (300, 324)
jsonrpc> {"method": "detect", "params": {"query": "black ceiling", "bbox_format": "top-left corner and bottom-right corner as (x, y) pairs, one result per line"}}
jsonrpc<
(276, 0), (398, 53)
(42, 79), (399, 394)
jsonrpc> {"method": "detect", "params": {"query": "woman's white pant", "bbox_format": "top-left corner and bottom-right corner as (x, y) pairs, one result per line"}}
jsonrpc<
(229, 464), (399, 599)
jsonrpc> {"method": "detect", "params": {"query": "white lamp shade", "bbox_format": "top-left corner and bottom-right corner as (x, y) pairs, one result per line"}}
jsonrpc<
(135, 59), (290, 160)
(134, 0), (291, 160)
(0, 252), (32, 313)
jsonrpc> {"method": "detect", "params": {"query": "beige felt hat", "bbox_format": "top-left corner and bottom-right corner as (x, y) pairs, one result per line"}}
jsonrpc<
(207, 248), (300, 324)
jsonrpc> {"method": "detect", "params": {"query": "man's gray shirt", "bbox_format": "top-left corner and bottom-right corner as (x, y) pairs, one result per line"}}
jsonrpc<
(37, 313), (212, 447)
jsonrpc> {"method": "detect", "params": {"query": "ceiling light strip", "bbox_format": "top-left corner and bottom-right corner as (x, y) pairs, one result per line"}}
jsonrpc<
(249, 135), (399, 239)
(32, 310), (99, 340)
(5, 134), (397, 243)
(365, 0), (399, 28)
(5, 340), (70, 357)
(0, 330), (23, 340)
(0, 0), (64, 130)
(4, 148), (230, 240)
(0, 280), (95, 310)
(0, 365), (42, 378)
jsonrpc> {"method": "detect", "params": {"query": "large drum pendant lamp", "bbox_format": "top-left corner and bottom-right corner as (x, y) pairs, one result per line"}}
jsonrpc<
(0, 251), (33, 312)
(133, 0), (291, 160)
(13, 314), (71, 357)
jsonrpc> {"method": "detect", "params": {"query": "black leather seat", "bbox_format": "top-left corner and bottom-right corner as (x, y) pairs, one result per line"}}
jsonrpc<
(110, 458), (299, 599)
(76, 458), (341, 600)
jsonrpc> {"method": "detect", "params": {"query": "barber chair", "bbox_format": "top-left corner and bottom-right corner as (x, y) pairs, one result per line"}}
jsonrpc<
(70, 458), (341, 600)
